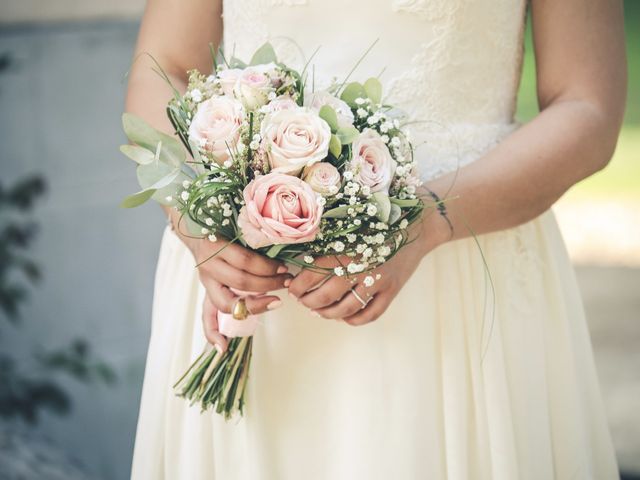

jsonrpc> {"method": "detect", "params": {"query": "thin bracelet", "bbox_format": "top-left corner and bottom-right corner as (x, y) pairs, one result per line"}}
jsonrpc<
(425, 188), (454, 239)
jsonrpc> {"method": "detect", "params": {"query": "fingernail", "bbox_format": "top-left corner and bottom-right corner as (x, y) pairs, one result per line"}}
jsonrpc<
(214, 343), (223, 354)
(277, 265), (288, 274)
(288, 291), (298, 300)
(267, 299), (282, 310)
(311, 310), (321, 317)
(283, 278), (291, 288)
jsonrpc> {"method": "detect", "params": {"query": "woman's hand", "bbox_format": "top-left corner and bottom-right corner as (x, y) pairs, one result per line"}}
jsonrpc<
(189, 235), (291, 313)
(287, 221), (442, 326)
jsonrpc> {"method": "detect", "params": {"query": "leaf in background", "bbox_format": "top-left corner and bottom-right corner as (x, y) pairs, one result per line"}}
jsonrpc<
(250, 42), (277, 66)
(390, 198), (420, 207)
(319, 105), (339, 132)
(323, 205), (350, 218)
(389, 203), (402, 224)
(119, 144), (155, 165)
(121, 113), (184, 167)
(336, 125), (359, 145)
(364, 77), (383, 104)
(371, 192), (391, 223)
(266, 244), (286, 258)
(120, 189), (156, 208)
(340, 82), (366, 106)
(137, 162), (186, 206)
(329, 134), (342, 158)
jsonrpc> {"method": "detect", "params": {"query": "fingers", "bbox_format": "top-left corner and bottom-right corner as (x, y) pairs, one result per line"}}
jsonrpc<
(313, 283), (374, 320)
(297, 275), (354, 311)
(342, 292), (390, 326)
(201, 276), (281, 315)
(219, 242), (288, 276)
(287, 267), (333, 298)
(201, 296), (228, 352)
(201, 258), (291, 293)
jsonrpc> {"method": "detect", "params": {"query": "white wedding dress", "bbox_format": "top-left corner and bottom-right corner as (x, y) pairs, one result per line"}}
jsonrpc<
(130, 0), (619, 478)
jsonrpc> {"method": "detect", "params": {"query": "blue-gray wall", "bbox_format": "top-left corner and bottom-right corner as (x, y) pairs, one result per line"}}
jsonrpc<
(0, 20), (164, 480)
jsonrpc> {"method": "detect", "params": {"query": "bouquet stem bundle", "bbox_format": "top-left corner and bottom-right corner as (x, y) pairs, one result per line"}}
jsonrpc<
(174, 337), (253, 418)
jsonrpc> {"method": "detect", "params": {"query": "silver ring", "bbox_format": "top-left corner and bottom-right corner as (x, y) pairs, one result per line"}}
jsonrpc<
(350, 288), (368, 309)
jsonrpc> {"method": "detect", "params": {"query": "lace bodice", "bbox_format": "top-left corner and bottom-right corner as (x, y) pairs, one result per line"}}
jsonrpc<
(222, 0), (527, 179)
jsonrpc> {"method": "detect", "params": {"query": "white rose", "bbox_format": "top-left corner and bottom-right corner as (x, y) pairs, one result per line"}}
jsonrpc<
(188, 96), (244, 164)
(261, 108), (331, 175)
(233, 67), (275, 110)
(349, 129), (397, 193)
(302, 162), (341, 196)
(218, 68), (242, 97)
(265, 95), (299, 113)
(304, 90), (355, 128)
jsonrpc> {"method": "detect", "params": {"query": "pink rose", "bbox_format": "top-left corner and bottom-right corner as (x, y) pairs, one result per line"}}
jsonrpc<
(304, 90), (355, 128)
(265, 95), (299, 113)
(302, 162), (341, 196)
(261, 108), (331, 175)
(188, 96), (244, 164)
(238, 172), (323, 248)
(349, 129), (397, 193)
(218, 68), (242, 97)
(233, 66), (274, 110)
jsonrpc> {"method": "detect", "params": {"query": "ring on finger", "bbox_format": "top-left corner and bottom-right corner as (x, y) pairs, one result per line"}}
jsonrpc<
(350, 288), (369, 309)
(232, 297), (251, 320)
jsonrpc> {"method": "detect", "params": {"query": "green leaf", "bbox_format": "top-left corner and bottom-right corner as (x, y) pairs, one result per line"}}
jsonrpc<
(323, 205), (350, 218)
(122, 113), (184, 167)
(120, 188), (156, 208)
(265, 244), (286, 258)
(250, 42), (277, 65)
(390, 198), (420, 207)
(329, 135), (342, 158)
(336, 125), (359, 145)
(389, 203), (402, 224)
(364, 77), (383, 104)
(319, 105), (339, 132)
(340, 82), (366, 106)
(120, 144), (155, 165)
(371, 192), (391, 223)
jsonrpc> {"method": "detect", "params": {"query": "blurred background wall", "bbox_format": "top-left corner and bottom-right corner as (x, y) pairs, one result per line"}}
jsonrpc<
(0, 1), (638, 479)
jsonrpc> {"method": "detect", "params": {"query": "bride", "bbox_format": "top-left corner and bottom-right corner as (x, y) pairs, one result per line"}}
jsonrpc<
(125, 0), (626, 478)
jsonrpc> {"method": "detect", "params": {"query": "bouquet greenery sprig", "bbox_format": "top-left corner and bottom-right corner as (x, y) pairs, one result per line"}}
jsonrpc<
(120, 42), (426, 419)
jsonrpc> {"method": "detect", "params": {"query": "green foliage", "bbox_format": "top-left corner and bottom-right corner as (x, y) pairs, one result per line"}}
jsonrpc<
(340, 82), (367, 107)
(250, 42), (278, 66)
(319, 105), (339, 132)
(363, 77), (383, 105)
(0, 176), (116, 424)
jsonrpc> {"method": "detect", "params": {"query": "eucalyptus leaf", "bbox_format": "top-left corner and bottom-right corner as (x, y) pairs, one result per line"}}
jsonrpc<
(229, 57), (248, 69)
(389, 203), (402, 225)
(329, 134), (342, 158)
(340, 82), (366, 106)
(266, 244), (286, 258)
(371, 192), (391, 223)
(120, 144), (155, 165)
(319, 105), (339, 132)
(390, 198), (420, 207)
(336, 125), (359, 145)
(120, 189), (156, 208)
(250, 42), (277, 66)
(323, 205), (350, 218)
(364, 77), (383, 104)
(122, 113), (184, 167)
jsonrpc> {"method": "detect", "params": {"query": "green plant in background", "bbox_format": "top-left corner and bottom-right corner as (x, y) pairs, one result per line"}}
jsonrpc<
(0, 176), (116, 423)
(517, 0), (640, 199)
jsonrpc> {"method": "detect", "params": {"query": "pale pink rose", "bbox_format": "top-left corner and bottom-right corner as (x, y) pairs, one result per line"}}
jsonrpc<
(238, 172), (323, 248)
(302, 162), (341, 196)
(265, 95), (299, 113)
(233, 67), (274, 110)
(188, 96), (244, 164)
(349, 129), (397, 193)
(218, 68), (242, 97)
(261, 108), (331, 175)
(304, 90), (355, 128)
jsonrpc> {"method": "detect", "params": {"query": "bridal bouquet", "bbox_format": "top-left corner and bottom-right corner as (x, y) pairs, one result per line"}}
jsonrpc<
(120, 43), (425, 418)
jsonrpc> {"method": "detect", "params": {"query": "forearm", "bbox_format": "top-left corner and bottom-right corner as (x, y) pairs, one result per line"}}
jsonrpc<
(420, 98), (622, 250)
